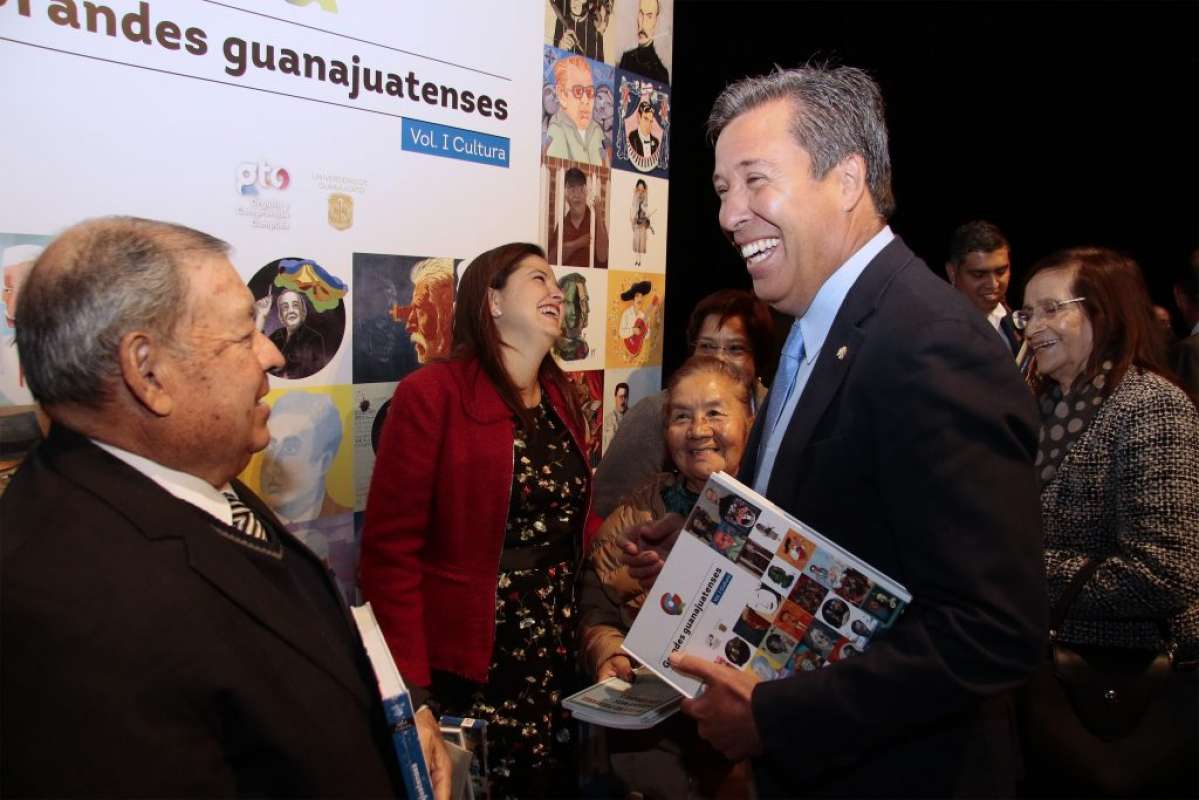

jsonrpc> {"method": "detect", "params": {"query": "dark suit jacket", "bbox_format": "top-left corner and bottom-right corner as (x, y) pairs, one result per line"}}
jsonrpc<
(1, 425), (404, 798)
(1175, 332), (1199, 397)
(741, 237), (1046, 798)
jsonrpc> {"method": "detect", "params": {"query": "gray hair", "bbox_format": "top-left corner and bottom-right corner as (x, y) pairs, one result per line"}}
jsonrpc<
(410, 257), (455, 287)
(707, 64), (895, 219)
(16, 216), (228, 407)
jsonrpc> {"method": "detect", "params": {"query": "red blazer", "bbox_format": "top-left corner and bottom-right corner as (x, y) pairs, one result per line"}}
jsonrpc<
(360, 357), (591, 687)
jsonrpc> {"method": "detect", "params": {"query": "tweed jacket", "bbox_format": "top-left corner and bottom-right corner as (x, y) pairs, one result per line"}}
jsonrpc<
(1042, 368), (1199, 655)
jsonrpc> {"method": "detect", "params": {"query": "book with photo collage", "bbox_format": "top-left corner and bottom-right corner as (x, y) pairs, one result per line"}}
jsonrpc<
(621, 471), (913, 698)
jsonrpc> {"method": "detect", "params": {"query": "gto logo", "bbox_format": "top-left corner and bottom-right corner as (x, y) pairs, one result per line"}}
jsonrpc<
(284, 0), (338, 11)
(237, 160), (290, 196)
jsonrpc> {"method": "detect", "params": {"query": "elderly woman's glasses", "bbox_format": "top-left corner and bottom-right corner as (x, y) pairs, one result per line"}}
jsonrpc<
(694, 340), (751, 358)
(1011, 297), (1086, 331)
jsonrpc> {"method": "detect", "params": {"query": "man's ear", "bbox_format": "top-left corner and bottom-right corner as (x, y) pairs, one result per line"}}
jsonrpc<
(946, 262), (959, 287)
(118, 331), (174, 416)
(837, 153), (868, 212)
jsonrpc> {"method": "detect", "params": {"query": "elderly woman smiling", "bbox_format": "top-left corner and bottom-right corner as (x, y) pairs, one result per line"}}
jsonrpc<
(579, 355), (753, 798)
(1017, 246), (1199, 796)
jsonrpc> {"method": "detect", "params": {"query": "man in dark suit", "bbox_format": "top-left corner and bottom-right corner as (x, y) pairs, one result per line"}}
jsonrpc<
(626, 66), (1046, 797)
(1, 217), (449, 798)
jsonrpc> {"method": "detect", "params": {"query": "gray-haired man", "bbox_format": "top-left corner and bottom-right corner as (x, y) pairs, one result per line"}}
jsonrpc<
(0, 216), (448, 798)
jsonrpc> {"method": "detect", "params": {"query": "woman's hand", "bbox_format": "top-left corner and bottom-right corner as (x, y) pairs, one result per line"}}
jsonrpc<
(597, 653), (636, 682)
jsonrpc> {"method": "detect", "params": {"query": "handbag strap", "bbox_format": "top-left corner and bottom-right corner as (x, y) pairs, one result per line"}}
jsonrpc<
(1051, 556), (1181, 665)
(1050, 557), (1105, 635)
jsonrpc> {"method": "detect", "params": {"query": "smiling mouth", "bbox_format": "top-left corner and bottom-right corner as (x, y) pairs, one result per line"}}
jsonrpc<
(739, 238), (780, 265)
(539, 305), (561, 321)
(1031, 338), (1059, 352)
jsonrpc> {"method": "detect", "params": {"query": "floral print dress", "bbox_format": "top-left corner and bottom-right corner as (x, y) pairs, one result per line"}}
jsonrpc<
(438, 397), (588, 800)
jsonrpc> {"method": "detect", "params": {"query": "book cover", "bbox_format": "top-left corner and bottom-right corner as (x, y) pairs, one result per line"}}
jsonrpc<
(621, 471), (912, 698)
(351, 602), (435, 800)
(563, 665), (682, 730)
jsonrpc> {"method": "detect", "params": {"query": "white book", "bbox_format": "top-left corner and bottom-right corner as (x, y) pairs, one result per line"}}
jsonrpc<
(351, 602), (435, 800)
(562, 666), (682, 730)
(622, 472), (912, 698)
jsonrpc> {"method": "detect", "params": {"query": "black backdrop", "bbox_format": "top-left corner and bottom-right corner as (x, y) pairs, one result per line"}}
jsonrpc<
(661, 0), (1199, 377)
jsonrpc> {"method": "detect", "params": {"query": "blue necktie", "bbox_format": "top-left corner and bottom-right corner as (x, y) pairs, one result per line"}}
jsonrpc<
(762, 322), (805, 447)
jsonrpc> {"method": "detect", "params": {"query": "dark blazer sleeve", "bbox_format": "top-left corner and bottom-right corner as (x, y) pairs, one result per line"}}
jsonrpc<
(751, 311), (1047, 783)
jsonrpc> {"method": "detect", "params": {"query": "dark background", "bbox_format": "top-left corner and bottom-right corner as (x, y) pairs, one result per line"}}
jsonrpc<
(661, 0), (1199, 377)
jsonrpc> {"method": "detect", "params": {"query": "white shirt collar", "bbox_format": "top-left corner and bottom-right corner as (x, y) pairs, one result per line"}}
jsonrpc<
(92, 439), (233, 527)
(796, 226), (895, 364)
(986, 302), (1008, 332)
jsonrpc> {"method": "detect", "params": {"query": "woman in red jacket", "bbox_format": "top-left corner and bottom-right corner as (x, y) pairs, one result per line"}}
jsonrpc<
(360, 242), (591, 800)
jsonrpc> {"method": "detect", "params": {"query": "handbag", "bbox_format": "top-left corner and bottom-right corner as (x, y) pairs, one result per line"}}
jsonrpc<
(1019, 557), (1199, 798)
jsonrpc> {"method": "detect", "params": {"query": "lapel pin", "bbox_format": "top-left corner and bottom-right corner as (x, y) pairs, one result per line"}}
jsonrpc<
(836, 346), (848, 360)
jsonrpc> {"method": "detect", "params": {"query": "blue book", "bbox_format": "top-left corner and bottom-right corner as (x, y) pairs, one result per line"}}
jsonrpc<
(352, 603), (434, 800)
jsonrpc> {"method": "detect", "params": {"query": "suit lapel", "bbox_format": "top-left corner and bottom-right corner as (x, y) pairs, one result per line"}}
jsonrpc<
(763, 238), (916, 502)
(45, 428), (371, 710)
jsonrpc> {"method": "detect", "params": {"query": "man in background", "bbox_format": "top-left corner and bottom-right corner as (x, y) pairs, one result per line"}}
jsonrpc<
(0, 216), (448, 798)
(945, 220), (1025, 360)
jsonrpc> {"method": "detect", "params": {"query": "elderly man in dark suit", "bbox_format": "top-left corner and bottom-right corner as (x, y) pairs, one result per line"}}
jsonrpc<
(625, 66), (1046, 797)
(0, 216), (449, 798)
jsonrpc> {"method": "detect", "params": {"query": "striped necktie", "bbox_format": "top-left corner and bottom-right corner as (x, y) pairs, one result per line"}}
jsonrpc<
(223, 490), (268, 542)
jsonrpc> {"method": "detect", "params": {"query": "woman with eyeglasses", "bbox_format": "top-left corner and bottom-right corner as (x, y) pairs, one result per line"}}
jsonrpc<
(1015, 247), (1199, 797)
(592, 289), (776, 518)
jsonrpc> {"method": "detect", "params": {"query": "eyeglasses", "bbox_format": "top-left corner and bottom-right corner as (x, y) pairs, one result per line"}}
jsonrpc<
(694, 340), (751, 359)
(1011, 297), (1086, 330)
(567, 84), (595, 100)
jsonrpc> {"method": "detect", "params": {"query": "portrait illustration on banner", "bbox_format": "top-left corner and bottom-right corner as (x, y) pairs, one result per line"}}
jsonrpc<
(545, 0), (614, 64)
(551, 265), (606, 372)
(606, 271), (664, 368)
(609, 170), (667, 271)
(352, 253), (458, 385)
(0, 234), (50, 407)
(248, 258), (347, 381)
(544, 160), (610, 271)
(614, 72), (669, 177)
(565, 368), (604, 469)
(542, 45), (615, 168)
(240, 386), (358, 598)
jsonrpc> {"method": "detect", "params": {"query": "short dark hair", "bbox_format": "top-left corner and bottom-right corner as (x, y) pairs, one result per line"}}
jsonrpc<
(564, 167), (587, 187)
(707, 64), (895, 220)
(947, 221), (1010, 265)
(614, 382), (629, 396)
(686, 289), (777, 384)
(16, 216), (227, 408)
